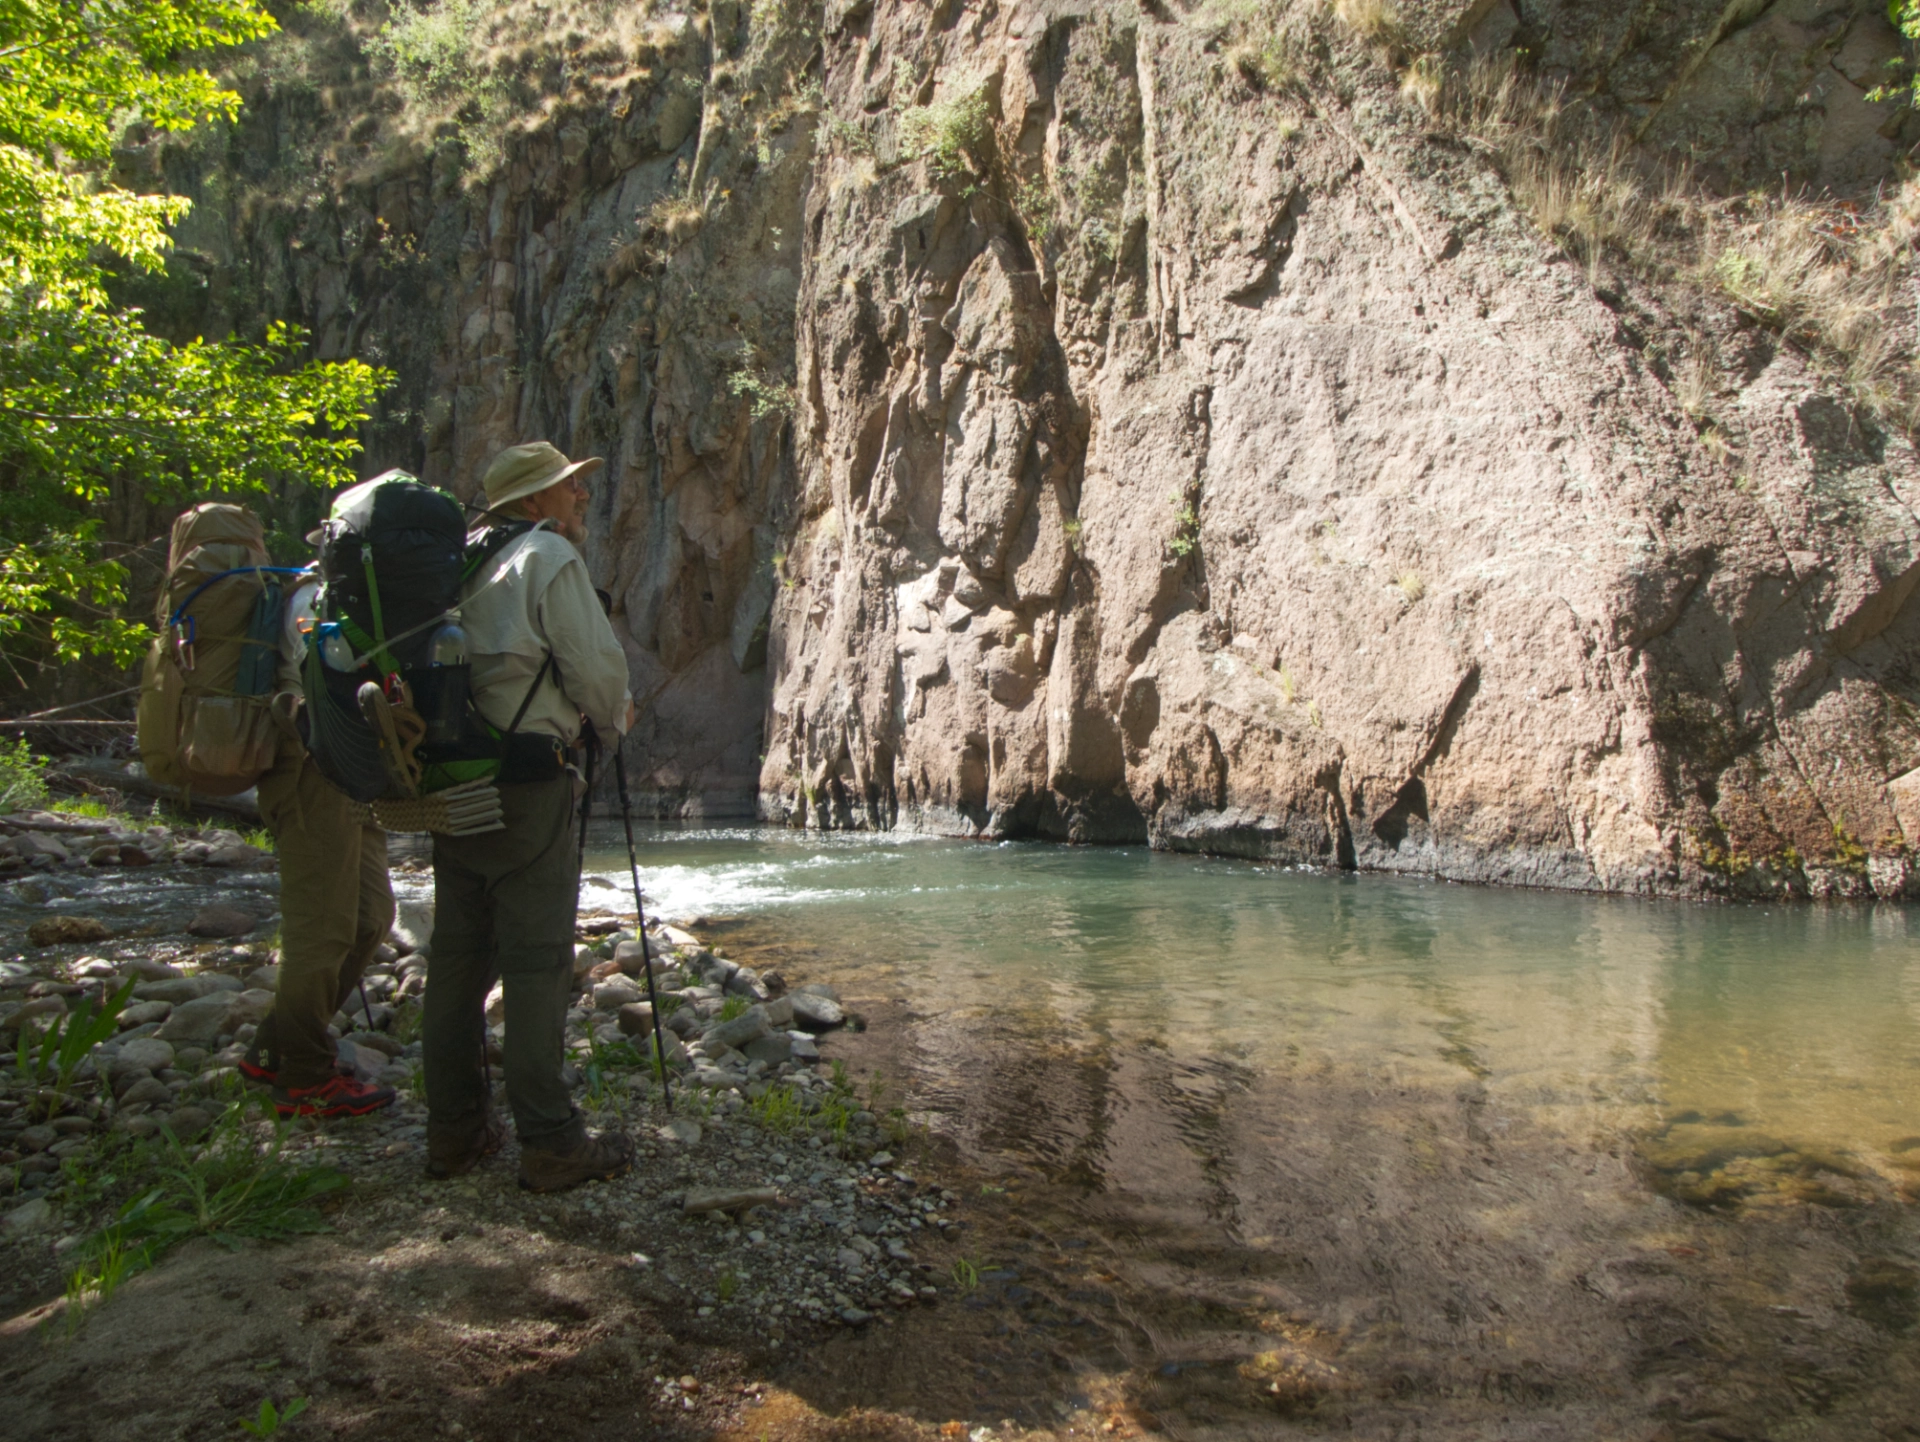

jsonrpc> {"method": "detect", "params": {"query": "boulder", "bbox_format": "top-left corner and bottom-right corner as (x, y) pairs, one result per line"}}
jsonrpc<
(116, 1001), (172, 1029)
(122, 957), (182, 982)
(744, 1033), (793, 1064)
(14, 1124), (57, 1153)
(113, 1037), (177, 1076)
(699, 1005), (770, 1056)
(225, 989), (276, 1027)
(594, 976), (645, 1011)
(116, 1075), (174, 1109)
(243, 964), (280, 992)
(26, 916), (110, 947)
(135, 974), (240, 1005)
(616, 1002), (655, 1037)
(3, 1197), (51, 1233)
(155, 992), (237, 1043)
(186, 904), (258, 938)
(789, 991), (846, 1031)
(2, 995), (66, 1031)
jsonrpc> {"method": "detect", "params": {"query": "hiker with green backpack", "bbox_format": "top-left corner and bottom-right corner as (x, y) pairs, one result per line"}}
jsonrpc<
(416, 442), (636, 1192)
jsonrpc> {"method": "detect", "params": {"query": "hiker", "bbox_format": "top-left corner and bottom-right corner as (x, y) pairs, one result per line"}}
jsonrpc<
(421, 441), (636, 1191)
(245, 542), (399, 1118)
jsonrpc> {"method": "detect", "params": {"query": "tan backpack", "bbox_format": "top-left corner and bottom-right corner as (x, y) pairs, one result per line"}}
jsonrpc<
(135, 503), (289, 796)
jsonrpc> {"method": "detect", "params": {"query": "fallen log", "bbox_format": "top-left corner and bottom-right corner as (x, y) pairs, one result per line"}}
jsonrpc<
(55, 757), (262, 822)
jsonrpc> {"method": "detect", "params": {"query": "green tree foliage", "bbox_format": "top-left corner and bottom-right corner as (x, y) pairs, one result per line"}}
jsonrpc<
(1876, 1), (1920, 107)
(0, 0), (390, 670)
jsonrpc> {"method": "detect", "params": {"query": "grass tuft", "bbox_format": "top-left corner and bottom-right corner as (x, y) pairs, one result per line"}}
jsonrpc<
(63, 1100), (346, 1325)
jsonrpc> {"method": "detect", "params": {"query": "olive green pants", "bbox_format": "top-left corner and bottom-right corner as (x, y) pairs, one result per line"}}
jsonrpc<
(255, 737), (394, 1089)
(422, 774), (583, 1151)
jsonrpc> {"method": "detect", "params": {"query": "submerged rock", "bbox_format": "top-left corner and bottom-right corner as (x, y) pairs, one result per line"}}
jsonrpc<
(26, 916), (110, 947)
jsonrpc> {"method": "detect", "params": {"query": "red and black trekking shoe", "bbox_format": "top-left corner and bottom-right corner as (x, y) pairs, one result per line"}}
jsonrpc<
(241, 1046), (353, 1089)
(272, 1075), (397, 1119)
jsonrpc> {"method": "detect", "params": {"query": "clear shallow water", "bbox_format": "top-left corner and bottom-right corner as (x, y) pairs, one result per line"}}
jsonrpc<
(583, 827), (1920, 1171)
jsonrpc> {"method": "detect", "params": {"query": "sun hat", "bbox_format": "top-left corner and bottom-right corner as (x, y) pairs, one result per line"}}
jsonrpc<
(481, 442), (605, 512)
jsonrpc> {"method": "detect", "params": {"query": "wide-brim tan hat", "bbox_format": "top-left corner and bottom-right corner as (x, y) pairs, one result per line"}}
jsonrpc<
(482, 441), (605, 511)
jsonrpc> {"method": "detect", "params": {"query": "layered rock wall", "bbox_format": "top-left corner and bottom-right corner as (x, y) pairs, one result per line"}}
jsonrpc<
(760, 0), (1920, 899)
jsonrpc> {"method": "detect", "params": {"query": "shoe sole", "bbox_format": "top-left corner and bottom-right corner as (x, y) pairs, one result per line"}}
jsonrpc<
(516, 1155), (634, 1193)
(274, 1093), (396, 1119)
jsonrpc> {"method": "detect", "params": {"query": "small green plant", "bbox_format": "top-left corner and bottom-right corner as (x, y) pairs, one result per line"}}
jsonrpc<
(1062, 517), (1084, 555)
(17, 977), (135, 1103)
(748, 1083), (806, 1135)
(65, 1101), (345, 1316)
(1395, 571), (1425, 603)
(0, 736), (48, 813)
(884, 1106), (911, 1145)
(51, 795), (110, 818)
(1014, 173), (1055, 244)
(897, 84), (992, 180)
(1230, 35), (1302, 93)
(728, 368), (797, 421)
(950, 1256), (981, 1293)
(1168, 491), (1201, 558)
(242, 826), (275, 852)
(829, 1059), (852, 1094)
(1277, 662), (1297, 704)
(237, 1396), (309, 1437)
(718, 993), (751, 1022)
(368, 0), (510, 175)
(716, 1268), (740, 1302)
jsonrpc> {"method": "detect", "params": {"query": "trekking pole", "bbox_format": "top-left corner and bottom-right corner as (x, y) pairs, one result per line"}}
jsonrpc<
(611, 744), (673, 1112)
(576, 725), (597, 884)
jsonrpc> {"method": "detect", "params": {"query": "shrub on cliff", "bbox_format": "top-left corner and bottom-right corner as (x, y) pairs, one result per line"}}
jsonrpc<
(0, 0), (388, 673)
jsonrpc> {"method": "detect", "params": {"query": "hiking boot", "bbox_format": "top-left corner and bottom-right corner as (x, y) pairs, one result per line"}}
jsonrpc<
(272, 1075), (396, 1119)
(425, 1110), (506, 1180)
(358, 680), (420, 798)
(518, 1129), (634, 1193)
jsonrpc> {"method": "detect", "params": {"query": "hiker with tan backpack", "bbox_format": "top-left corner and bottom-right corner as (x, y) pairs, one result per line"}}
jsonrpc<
(137, 502), (398, 1119)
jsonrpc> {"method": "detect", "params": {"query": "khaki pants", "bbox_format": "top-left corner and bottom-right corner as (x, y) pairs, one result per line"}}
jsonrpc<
(255, 736), (395, 1089)
(422, 774), (582, 1150)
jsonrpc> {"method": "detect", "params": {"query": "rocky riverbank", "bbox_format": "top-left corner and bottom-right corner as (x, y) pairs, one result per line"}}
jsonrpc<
(0, 812), (984, 1425)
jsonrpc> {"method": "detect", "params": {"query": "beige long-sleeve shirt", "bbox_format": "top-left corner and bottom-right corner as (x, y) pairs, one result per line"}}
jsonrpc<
(460, 527), (631, 744)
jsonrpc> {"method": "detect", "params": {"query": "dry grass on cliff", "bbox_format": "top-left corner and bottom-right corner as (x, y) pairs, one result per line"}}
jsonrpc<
(1439, 57), (1920, 433)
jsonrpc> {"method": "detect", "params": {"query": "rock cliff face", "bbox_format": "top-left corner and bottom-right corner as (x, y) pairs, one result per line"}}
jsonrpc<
(169, 0), (1920, 898)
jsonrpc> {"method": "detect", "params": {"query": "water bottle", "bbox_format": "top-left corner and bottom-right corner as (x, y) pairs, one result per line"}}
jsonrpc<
(428, 618), (468, 667)
(318, 622), (354, 671)
(421, 615), (470, 745)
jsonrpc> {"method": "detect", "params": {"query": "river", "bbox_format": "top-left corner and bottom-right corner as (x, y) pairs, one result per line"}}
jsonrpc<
(585, 827), (1920, 1439)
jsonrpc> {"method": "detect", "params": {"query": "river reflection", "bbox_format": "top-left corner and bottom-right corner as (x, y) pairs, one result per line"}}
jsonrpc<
(592, 830), (1920, 1433)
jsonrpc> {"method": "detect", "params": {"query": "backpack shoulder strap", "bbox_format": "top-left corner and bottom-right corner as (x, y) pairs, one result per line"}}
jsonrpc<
(503, 652), (554, 738)
(462, 520), (544, 584)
